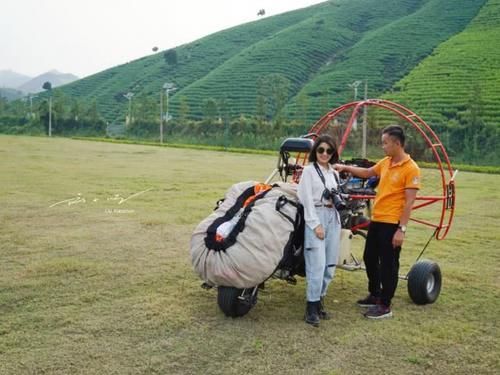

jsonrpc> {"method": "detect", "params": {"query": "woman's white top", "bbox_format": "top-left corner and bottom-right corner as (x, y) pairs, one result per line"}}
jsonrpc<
(297, 163), (340, 230)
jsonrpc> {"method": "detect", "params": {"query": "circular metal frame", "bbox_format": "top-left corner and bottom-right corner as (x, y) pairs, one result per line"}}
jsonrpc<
(296, 99), (456, 240)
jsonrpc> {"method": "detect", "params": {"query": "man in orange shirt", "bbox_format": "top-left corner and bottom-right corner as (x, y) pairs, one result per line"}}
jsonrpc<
(335, 125), (420, 319)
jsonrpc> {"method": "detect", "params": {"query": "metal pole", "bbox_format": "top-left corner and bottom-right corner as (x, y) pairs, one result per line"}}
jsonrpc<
(224, 115), (228, 150)
(29, 95), (33, 118)
(48, 96), (52, 137)
(362, 80), (368, 158)
(162, 83), (176, 143)
(128, 98), (132, 124)
(160, 90), (163, 143)
(166, 89), (169, 138)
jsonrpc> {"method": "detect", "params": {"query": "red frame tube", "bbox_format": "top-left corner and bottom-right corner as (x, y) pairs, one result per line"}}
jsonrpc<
(294, 99), (456, 240)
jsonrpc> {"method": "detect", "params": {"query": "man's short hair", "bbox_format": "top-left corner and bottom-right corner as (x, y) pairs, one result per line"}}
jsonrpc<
(382, 125), (405, 146)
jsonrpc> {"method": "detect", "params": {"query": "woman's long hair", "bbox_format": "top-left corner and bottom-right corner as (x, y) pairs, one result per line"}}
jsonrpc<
(308, 134), (339, 164)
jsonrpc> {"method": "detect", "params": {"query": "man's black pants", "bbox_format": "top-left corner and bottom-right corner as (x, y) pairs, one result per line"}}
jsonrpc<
(363, 221), (401, 306)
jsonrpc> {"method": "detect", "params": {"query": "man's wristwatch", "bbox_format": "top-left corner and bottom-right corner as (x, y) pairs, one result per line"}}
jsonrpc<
(398, 224), (407, 233)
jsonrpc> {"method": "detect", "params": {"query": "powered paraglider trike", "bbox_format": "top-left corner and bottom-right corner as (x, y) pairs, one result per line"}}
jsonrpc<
(194, 99), (457, 317)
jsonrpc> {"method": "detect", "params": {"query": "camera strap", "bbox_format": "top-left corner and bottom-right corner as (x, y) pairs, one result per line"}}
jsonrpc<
(313, 162), (340, 190)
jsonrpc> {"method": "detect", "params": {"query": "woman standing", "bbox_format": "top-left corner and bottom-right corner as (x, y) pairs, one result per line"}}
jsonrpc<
(297, 135), (342, 327)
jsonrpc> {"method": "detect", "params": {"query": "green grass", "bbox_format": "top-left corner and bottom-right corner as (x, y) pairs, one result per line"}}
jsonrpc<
(1, 135), (499, 374)
(75, 135), (500, 174)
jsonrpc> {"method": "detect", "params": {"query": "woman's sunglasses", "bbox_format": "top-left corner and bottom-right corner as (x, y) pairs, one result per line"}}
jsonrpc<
(317, 147), (334, 155)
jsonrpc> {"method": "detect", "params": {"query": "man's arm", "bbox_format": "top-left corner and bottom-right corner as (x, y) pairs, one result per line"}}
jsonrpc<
(399, 188), (418, 227)
(333, 164), (377, 179)
(392, 188), (418, 248)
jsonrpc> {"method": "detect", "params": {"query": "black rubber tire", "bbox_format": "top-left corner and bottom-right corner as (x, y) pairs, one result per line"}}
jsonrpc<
(407, 260), (442, 305)
(217, 286), (258, 317)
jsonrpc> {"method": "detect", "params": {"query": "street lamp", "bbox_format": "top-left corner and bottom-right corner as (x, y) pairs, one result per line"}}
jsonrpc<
(348, 80), (362, 131)
(348, 80), (369, 156)
(348, 80), (363, 101)
(42, 81), (52, 136)
(29, 94), (37, 118)
(123, 92), (134, 125)
(160, 82), (176, 144)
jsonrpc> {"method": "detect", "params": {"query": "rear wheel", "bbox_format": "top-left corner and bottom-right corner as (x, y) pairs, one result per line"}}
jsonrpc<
(407, 260), (442, 305)
(217, 286), (258, 317)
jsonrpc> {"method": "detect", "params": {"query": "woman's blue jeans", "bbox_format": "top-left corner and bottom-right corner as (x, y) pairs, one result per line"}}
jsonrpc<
(304, 207), (341, 302)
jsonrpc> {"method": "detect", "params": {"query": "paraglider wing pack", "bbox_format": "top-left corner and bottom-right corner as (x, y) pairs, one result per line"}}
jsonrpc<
(190, 181), (305, 288)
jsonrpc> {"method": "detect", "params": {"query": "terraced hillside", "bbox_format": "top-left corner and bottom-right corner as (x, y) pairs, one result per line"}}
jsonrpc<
(56, 4), (322, 123)
(43, 0), (495, 133)
(170, 0), (427, 120)
(285, 0), (488, 122)
(386, 0), (500, 127)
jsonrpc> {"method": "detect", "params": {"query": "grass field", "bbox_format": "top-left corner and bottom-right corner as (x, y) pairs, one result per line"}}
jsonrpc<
(0, 135), (498, 374)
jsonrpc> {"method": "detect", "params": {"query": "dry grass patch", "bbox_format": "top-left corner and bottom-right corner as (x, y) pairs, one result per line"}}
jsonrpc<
(0, 135), (498, 374)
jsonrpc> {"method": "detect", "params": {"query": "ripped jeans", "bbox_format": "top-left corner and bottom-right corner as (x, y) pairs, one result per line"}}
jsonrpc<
(304, 207), (341, 302)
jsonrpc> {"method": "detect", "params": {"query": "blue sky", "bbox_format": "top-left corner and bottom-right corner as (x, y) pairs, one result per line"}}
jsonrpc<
(1, 0), (326, 78)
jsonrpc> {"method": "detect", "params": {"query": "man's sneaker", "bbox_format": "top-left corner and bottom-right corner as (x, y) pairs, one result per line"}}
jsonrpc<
(356, 295), (380, 308)
(364, 304), (393, 319)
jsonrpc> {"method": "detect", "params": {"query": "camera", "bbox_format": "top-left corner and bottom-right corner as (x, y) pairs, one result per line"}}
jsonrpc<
(322, 188), (347, 211)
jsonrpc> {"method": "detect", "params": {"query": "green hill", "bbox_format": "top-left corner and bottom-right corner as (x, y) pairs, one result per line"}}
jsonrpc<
(49, 0), (489, 125)
(6, 0), (499, 164)
(170, 0), (427, 120)
(57, 4), (323, 123)
(0, 87), (25, 101)
(385, 0), (500, 162)
(286, 0), (488, 121)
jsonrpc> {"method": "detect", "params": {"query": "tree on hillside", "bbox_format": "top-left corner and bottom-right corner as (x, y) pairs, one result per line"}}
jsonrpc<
(179, 96), (190, 124)
(460, 84), (498, 164)
(164, 49), (178, 65)
(256, 73), (290, 129)
(297, 92), (309, 126)
(50, 92), (69, 132)
(125, 95), (157, 136)
(320, 87), (330, 116)
(202, 98), (218, 123)
(218, 98), (230, 121)
(85, 99), (100, 125)
(267, 73), (290, 130)
(256, 76), (268, 126)
(69, 99), (81, 121)
(42, 81), (53, 136)
(0, 96), (7, 115)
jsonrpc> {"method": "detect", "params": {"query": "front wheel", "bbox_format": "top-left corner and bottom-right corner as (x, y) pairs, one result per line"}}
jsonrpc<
(217, 286), (258, 317)
(407, 260), (442, 305)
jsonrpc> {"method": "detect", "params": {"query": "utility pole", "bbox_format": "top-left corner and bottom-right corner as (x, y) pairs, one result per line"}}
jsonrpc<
(162, 82), (176, 143)
(362, 80), (368, 158)
(348, 80), (363, 101)
(160, 89), (163, 143)
(123, 92), (134, 125)
(28, 94), (36, 118)
(348, 80), (363, 131)
(48, 96), (52, 137)
(42, 82), (52, 136)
